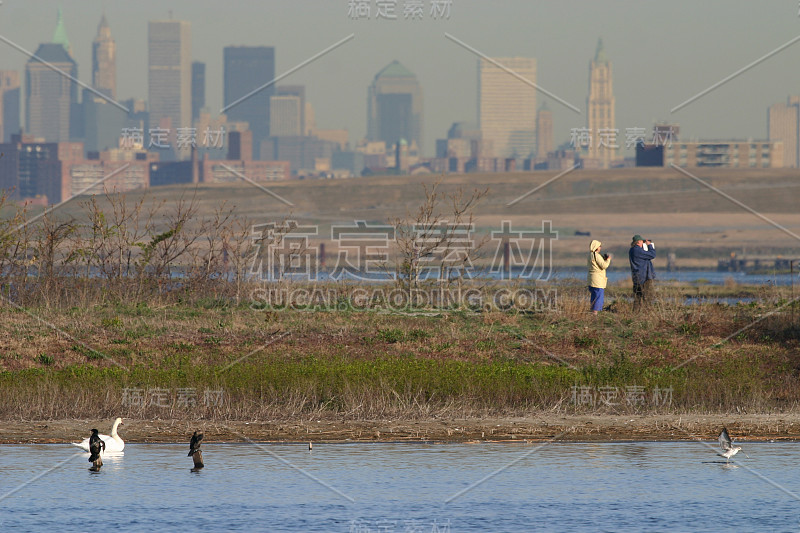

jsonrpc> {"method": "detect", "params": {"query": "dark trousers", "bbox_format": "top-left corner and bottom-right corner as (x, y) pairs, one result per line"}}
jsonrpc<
(633, 279), (653, 311)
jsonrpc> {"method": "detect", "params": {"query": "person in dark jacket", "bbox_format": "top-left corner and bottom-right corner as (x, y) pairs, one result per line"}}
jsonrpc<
(628, 234), (656, 311)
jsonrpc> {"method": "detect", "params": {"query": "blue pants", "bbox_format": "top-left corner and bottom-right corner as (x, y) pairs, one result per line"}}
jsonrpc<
(589, 286), (604, 312)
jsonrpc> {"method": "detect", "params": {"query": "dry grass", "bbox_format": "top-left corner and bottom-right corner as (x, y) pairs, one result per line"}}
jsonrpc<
(0, 281), (797, 420)
(0, 174), (797, 421)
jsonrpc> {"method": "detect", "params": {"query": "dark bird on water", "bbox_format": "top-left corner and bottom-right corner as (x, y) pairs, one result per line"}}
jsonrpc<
(88, 429), (105, 463)
(189, 431), (203, 456)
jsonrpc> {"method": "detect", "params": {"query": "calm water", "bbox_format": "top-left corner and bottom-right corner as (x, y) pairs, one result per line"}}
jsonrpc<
(553, 269), (798, 286)
(314, 269), (798, 286)
(1, 442), (799, 532)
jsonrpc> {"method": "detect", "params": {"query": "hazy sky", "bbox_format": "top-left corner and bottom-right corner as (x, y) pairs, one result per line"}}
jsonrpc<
(2, 0), (800, 155)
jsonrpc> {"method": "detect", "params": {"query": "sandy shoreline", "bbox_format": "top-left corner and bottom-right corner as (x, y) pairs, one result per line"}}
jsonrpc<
(4, 414), (800, 444)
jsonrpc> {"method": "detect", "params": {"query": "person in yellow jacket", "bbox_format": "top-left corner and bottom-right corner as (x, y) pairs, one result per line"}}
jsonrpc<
(587, 239), (612, 314)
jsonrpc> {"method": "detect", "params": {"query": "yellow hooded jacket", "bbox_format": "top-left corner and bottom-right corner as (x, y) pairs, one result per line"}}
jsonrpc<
(588, 239), (611, 288)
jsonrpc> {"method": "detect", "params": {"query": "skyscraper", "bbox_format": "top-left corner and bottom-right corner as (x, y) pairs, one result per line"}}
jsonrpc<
(148, 20), (191, 156)
(0, 71), (20, 142)
(767, 97), (800, 168)
(84, 14), (122, 153)
(26, 43), (77, 142)
(367, 60), (423, 154)
(83, 87), (125, 153)
(191, 61), (205, 121)
(223, 46), (275, 158)
(478, 57), (537, 160)
(277, 85), (305, 133)
(92, 14), (116, 98)
(269, 95), (302, 137)
(586, 38), (615, 169)
(536, 102), (553, 158)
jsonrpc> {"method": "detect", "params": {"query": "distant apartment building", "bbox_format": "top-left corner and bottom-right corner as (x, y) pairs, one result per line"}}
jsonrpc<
(65, 158), (149, 198)
(201, 130), (289, 182)
(277, 86), (306, 132)
(367, 61), (423, 155)
(0, 133), (150, 203)
(148, 20), (191, 157)
(435, 122), (481, 169)
(149, 161), (194, 187)
(767, 96), (800, 168)
(0, 70), (20, 142)
(199, 159), (290, 183)
(586, 39), (615, 169)
(227, 130), (253, 161)
(478, 57), (536, 159)
(637, 138), (784, 169)
(262, 136), (337, 173)
(665, 141), (783, 168)
(224, 46), (275, 158)
(314, 129), (348, 151)
(436, 138), (471, 159)
(269, 95), (303, 137)
(304, 101), (315, 136)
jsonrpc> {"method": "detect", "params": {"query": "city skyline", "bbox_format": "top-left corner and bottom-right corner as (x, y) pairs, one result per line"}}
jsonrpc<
(1, 1), (798, 156)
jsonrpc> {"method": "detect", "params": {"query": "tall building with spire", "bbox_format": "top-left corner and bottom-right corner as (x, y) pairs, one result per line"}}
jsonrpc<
(586, 38), (616, 169)
(84, 14), (125, 153)
(478, 57), (537, 159)
(536, 102), (553, 158)
(26, 9), (78, 142)
(92, 14), (116, 99)
(367, 60), (423, 154)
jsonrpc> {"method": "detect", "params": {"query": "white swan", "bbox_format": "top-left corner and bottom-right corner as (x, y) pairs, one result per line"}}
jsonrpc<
(73, 418), (124, 453)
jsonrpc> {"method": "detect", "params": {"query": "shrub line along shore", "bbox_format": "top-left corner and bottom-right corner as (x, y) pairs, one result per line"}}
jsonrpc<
(1, 282), (798, 443)
(6, 415), (800, 444)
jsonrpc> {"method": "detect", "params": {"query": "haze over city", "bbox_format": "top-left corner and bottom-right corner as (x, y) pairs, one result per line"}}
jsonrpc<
(2, 0), (800, 155)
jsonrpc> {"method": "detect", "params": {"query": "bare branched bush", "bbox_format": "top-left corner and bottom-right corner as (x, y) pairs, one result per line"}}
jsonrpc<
(391, 180), (489, 303)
